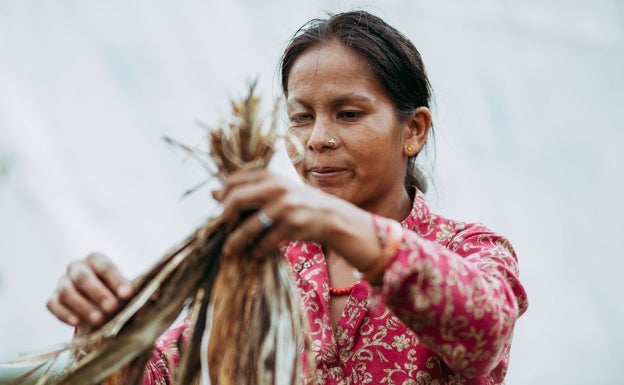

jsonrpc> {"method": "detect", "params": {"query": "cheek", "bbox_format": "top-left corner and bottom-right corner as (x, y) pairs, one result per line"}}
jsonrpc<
(292, 162), (305, 179)
(353, 136), (403, 175)
(356, 132), (395, 158)
(285, 132), (306, 164)
(351, 147), (381, 174)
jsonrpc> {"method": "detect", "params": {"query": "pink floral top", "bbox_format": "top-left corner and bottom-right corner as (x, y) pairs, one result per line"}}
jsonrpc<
(144, 190), (528, 384)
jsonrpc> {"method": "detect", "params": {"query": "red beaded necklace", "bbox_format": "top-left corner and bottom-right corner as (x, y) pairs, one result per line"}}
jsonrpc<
(329, 281), (359, 296)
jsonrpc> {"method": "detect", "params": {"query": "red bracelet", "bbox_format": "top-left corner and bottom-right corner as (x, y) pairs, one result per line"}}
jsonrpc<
(361, 216), (403, 285)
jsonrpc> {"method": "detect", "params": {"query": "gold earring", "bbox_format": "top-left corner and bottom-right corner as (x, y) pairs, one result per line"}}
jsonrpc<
(406, 145), (414, 153)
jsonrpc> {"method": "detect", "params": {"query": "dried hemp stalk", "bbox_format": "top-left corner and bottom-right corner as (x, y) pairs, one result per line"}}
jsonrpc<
(2, 82), (310, 385)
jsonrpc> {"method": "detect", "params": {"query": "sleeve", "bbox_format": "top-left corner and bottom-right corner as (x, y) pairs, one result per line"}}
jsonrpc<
(139, 320), (188, 385)
(373, 216), (528, 378)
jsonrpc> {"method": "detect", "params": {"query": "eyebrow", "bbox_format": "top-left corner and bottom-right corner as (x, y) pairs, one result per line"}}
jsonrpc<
(287, 93), (375, 109)
(331, 94), (374, 106)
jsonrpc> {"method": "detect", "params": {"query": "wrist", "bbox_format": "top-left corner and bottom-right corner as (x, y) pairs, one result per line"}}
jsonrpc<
(359, 215), (403, 286)
(318, 200), (381, 267)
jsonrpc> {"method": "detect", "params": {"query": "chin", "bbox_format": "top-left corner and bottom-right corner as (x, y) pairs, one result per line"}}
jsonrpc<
(320, 187), (356, 203)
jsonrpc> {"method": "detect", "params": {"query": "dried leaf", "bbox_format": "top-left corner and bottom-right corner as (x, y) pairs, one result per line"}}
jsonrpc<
(2, 80), (308, 385)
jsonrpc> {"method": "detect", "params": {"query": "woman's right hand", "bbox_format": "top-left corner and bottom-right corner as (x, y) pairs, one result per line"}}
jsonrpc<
(46, 253), (135, 328)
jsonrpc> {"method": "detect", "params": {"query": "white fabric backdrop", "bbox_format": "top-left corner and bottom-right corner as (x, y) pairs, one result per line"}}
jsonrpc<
(1, 1), (622, 384)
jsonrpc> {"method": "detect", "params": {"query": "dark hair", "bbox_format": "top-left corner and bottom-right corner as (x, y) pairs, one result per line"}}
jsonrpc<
(280, 10), (433, 193)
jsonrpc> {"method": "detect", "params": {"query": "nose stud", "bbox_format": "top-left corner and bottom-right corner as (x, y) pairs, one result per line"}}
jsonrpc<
(327, 137), (337, 147)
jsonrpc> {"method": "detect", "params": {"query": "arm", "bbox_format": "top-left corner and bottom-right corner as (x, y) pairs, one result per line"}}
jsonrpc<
(215, 169), (527, 377)
(374, 216), (528, 378)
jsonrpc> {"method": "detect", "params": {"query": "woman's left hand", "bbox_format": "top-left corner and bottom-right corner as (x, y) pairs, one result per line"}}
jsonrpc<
(212, 169), (380, 270)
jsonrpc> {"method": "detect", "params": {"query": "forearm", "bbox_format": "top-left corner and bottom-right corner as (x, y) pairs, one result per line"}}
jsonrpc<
(316, 199), (384, 273)
(374, 219), (527, 377)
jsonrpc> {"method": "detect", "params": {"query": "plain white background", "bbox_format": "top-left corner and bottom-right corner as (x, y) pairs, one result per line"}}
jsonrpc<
(1, 1), (622, 384)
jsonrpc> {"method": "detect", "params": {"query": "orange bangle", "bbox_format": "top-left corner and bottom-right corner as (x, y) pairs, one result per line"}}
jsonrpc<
(361, 217), (403, 285)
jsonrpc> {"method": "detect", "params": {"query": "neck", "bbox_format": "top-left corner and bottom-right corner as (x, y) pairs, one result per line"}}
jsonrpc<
(362, 188), (412, 222)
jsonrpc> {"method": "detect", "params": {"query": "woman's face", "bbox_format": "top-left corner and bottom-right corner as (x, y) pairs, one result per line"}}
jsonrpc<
(286, 41), (414, 216)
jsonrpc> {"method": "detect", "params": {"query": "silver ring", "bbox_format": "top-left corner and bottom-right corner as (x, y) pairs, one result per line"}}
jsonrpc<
(257, 210), (274, 231)
(327, 137), (336, 147)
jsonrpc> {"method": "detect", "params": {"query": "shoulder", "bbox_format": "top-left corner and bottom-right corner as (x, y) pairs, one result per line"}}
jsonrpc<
(406, 191), (516, 258)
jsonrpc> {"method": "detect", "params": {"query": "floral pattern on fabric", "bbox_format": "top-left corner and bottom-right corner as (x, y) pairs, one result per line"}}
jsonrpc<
(140, 190), (527, 384)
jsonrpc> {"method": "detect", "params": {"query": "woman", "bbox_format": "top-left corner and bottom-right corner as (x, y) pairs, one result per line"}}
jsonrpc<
(47, 10), (528, 385)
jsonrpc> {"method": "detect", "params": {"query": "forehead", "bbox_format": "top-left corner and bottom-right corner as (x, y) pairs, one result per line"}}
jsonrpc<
(286, 41), (387, 104)
(288, 41), (369, 82)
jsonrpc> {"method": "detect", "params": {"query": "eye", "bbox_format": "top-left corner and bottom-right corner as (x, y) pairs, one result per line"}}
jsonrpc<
(289, 113), (314, 125)
(338, 111), (363, 121)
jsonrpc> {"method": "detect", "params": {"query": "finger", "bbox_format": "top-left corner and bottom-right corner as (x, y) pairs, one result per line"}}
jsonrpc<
(213, 169), (266, 203)
(247, 191), (342, 258)
(46, 295), (80, 327)
(249, 220), (291, 259)
(85, 253), (134, 299)
(222, 210), (271, 258)
(223, 204), (284, 258)
(220, 179), (284, 230)
(55, 277), (106, 326)
(256, 210), (274, 234)
(66, 259), (123, 315)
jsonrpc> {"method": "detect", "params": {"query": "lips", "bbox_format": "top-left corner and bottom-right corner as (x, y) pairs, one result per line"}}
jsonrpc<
(309, 166), (346, 174)
(307, 166), (349, 183)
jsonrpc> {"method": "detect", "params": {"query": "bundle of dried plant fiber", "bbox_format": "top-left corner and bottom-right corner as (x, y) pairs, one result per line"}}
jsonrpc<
(207, 250), (307, 385)
(2, 82), (309, 385)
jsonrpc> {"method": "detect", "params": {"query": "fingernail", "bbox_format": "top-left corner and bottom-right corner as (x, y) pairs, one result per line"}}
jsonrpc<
(102, 299), (117, 313)
(117, 283), (133, 298)
(67, 315), (79, 326)
(89, 311), (103, 324)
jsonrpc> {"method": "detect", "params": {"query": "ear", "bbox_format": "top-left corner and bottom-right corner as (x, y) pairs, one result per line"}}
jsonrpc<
(403, 107), (432, 157)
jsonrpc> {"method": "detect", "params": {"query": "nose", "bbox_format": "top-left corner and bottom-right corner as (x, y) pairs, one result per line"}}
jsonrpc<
(307, 116), (337, 151)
